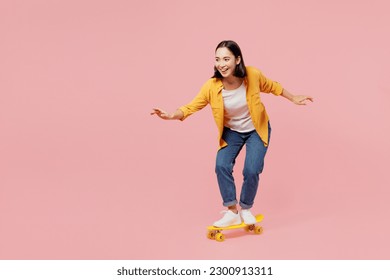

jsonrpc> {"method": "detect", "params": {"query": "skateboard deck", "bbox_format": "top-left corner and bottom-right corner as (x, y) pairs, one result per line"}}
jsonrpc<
(207, 214), (264, 242)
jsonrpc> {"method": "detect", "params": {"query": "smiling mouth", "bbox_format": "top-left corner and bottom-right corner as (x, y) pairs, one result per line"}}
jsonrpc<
(220, 68), (228, 74)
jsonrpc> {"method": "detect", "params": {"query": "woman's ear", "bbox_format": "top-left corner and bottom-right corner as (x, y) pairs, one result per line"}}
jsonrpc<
(236, 56), (241, 65)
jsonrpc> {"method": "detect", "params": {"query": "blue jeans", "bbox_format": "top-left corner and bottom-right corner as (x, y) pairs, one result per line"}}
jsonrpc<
(215, 123), (271, 209)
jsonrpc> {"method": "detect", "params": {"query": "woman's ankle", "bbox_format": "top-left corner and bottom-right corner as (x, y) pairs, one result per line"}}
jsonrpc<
(228, 205), (238, 214)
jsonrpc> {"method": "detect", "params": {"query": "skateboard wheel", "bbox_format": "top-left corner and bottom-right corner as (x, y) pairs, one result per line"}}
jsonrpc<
(207, 231), (215, 240)
(215, 233), (225, 242)
(254, 226), (263, 235)
(246, 225), (255, 232)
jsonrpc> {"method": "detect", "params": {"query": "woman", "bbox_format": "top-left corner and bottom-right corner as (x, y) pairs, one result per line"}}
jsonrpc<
(151, 40), (313, 227)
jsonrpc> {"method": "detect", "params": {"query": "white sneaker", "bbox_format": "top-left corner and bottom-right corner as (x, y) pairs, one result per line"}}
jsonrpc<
(240, 209), (256, 224)
(213, 210), (242, 227)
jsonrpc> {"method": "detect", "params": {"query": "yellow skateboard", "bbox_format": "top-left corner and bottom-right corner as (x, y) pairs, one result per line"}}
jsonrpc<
(207, 214), (264, 242)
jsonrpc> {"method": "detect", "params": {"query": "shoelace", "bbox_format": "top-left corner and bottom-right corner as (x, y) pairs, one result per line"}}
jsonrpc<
(241, 210), (253, 217)
(220, 210), (228, 215)
(219, 210), (240, 216)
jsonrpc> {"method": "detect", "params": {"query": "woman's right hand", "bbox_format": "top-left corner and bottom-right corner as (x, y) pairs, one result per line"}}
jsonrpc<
(150, 108), (172, 120)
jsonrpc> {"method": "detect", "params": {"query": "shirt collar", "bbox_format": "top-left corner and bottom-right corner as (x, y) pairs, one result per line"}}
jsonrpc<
(216, 77), (248, 93)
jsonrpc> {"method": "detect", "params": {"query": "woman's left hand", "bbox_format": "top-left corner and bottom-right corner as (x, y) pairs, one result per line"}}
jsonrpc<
(292, 95), (314, 105)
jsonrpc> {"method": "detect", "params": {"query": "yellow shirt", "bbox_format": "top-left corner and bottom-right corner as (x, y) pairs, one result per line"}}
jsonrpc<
(179, 66), (283, 149)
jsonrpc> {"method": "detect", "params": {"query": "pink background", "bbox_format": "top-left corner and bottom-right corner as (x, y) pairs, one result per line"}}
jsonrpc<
(1, 0), (389, 259)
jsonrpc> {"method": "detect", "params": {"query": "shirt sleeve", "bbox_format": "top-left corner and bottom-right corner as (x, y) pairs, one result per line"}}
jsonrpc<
(258, 70), (284, 96)
(178, 80), (210, 121)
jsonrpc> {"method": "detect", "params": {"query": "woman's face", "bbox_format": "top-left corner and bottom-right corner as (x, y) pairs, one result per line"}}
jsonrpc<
(215, 47), (241, 79)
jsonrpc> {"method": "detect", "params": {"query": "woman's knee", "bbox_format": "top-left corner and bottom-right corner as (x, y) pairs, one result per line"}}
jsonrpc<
(243, 166), (263, 178)
(215, 161), (232, 174)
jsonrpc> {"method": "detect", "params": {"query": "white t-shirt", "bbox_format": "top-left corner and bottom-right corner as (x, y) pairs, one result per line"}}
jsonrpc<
(222, 82), (255, 133)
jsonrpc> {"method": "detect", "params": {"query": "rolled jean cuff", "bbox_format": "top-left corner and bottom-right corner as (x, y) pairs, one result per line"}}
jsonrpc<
(223, 200), (238, 207)
(239, 201), (252, 210)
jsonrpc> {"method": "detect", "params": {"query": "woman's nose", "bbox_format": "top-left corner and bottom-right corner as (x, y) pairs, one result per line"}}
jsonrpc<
(218, 62), (225, 68)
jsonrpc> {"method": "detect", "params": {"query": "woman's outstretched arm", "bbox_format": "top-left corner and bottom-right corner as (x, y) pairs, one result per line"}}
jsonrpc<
(281, 89), (314, 105)
(151, 108), (184, 120)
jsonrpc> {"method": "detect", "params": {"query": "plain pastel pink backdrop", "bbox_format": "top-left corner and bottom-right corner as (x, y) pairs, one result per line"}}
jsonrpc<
(1, 0), (389, 259)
